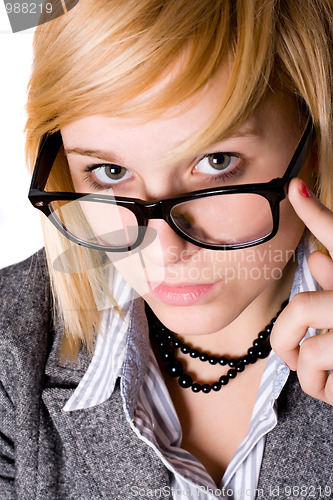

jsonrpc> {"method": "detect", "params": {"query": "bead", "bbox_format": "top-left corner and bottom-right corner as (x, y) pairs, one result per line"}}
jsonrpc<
(180, 345), (190, 354)
(190, 349), (200, 358)
(258, 330), (270, 340)
(236, 363), (245, 372)
(208, 356), (218, 365)
(211, 381), (221, 391)
(160, 348), (175, 362)
(166, 361), (183, 377)
(172, 339), (183, 348)
(253, 338), (263, 347)
(219, 375), (229, 385)
(241, 355), (251, 365)
(153, 332), (162, 342)
(178, 374), (193, 388)
(157, 339), (168, 350)
(227, 369), (237, 379)
(166, 333), (174, 341)
(247, 346), (259, 357)
(228, 358), (237, 367)
(219, 357), (228, 366)
(257, 345), (271, 359)
(201, 384), (211, 393)
(191, 383), (202, 392)
(199, 353), (208, 362)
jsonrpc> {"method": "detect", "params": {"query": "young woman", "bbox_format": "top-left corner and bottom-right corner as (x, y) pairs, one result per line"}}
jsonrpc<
(1, 1), (332, 498)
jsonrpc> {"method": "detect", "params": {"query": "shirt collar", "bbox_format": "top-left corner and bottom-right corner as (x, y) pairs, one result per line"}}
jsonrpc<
(63, 233), (319, 412)
(62, 259), (150, 412)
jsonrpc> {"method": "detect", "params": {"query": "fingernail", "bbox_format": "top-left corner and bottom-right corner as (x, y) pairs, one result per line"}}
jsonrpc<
(299, 181), (312, 198)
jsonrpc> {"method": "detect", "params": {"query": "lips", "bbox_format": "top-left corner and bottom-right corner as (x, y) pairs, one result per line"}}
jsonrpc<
(149, 281), (219, 306)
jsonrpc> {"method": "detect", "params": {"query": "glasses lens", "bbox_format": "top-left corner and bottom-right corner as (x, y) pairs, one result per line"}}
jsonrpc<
(49, 198), (139, 249)
(170, 193), (273, 246)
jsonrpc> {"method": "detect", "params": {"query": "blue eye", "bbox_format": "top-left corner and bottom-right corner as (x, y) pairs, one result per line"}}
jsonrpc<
(195, 153), (240, 175)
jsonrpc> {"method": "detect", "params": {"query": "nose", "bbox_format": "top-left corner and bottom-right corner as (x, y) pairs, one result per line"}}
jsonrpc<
(141, 218), (200, 267)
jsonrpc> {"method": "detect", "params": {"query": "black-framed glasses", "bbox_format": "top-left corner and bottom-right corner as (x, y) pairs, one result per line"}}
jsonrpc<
(28, 118), (314, 252)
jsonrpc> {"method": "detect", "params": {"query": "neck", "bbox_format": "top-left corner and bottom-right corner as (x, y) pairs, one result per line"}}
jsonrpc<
(153, 258), (296, 384)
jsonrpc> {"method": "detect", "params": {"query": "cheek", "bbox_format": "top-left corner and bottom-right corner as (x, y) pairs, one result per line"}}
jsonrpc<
(107, 232), (166, 298)
(174, 192), (274, 246)
(221, 198), (304, 285)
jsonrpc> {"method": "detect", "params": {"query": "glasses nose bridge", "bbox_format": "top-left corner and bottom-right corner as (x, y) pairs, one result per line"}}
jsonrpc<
(142, 199), (166, 221)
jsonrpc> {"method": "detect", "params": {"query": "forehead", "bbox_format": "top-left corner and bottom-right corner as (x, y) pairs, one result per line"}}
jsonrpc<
(61, 87), (296, 161)
(61, 64), (225, 140)
(59, 35), (302, 164)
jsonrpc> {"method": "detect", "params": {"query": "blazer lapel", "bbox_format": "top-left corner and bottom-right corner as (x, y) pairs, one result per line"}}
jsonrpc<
(40, 313), (171, 499)
(41, 383), (171, 498)
(257, 372), (333, 497)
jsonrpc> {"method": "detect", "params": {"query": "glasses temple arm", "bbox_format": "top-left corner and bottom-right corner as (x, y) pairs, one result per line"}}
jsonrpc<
(282, 118), (314, 187)
(29, 131), (63, 191)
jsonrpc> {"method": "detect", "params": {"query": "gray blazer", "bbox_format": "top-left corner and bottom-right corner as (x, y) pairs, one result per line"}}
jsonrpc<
(0, 250), (332, 499)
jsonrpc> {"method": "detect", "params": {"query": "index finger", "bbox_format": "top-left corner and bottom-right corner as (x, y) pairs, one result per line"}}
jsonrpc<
(270, 290), (333, 370)
(288, 178), (333, 257)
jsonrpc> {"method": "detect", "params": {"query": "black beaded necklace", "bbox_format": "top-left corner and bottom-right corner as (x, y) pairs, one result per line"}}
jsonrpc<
(148, 300), (289, 394)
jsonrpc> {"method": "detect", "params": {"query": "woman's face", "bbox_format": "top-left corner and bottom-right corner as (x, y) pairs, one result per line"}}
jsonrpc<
(61, 75), (308, 337)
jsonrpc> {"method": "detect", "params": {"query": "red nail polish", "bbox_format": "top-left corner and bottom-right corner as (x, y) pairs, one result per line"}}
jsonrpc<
(300, 181), (311, 198)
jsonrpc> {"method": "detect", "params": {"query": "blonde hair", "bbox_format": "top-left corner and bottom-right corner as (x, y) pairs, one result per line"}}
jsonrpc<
(25, 0), (333, 360)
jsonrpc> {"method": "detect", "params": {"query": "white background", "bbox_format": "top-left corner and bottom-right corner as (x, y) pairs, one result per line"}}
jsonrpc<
(0, 5), (43, 269)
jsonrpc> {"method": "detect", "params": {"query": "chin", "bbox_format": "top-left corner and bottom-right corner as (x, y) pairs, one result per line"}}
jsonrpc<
(144, 298), (237, 337)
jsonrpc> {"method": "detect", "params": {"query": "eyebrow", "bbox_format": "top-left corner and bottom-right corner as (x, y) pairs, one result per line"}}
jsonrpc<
(64, 147), (124, 164)
(214, 120), (263, 143)
(64, 121), (262, 163)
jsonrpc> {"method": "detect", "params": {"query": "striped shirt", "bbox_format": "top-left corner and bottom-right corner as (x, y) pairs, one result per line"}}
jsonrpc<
(63, 237), (318, 499)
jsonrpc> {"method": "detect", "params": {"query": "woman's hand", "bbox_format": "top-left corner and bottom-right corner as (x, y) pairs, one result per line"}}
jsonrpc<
(270, 177), (333, 406)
